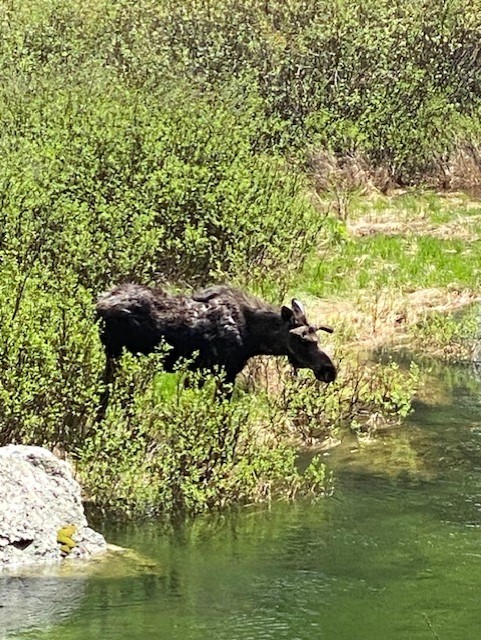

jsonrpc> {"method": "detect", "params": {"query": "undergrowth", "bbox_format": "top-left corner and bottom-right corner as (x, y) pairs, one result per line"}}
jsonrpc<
(78, 356), (337, 519)
(409, 307), (480, 362)
(77, 352), (419, 518)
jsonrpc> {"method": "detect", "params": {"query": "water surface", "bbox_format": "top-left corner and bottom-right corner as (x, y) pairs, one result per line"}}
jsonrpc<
(3, 360), (481, 639)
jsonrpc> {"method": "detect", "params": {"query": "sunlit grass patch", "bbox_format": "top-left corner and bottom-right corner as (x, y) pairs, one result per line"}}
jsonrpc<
(325, 190), (481, 227)
(304, 233), (481, 298)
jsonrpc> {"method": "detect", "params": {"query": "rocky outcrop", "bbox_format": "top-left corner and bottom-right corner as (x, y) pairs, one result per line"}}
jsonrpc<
(0, 445), (106, 569)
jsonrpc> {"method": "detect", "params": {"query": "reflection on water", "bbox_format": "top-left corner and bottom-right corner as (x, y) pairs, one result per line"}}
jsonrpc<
(4, 357), (481, 640)
(0, 546), (158, 638)
(0, 575), (86, 638)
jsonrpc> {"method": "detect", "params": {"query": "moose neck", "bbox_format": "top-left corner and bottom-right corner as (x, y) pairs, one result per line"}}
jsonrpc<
(244, 308), (289, 357)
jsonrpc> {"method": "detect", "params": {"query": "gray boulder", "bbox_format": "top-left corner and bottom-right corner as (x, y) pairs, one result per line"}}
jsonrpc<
(0, 445), (106, 569)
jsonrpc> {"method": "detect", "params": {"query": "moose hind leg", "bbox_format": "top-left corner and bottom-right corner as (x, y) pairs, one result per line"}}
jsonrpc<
(96, 356), (118, 422)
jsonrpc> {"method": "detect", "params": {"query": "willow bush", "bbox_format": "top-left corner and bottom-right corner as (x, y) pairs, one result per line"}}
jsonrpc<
(4, 0), (480, 181)
(0, 82), (322, 288)
(0, 84), (324, 436)
(78, 357), (334, 519)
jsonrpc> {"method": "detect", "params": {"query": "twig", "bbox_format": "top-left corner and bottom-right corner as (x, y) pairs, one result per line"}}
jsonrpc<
(423, 613), (440, 639)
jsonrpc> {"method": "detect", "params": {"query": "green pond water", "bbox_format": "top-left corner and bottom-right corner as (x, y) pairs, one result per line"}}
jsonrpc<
(3, 358), (481, 639)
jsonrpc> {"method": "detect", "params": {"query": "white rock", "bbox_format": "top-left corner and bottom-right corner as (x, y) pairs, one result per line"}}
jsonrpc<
(0, 445), (106, 569)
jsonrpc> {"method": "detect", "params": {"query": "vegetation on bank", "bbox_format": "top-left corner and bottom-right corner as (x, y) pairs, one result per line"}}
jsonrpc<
(1, 0), (479, 517)
(304, 191), (481, 361)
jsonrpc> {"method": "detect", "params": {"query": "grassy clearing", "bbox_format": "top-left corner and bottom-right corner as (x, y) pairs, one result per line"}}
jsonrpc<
(322, 189), (481, 227)
(305, 233), (481, 296)
(300, 191), (481, 358)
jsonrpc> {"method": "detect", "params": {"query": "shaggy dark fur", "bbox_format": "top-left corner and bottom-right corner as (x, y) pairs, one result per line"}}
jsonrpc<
(96, 283), (336, 414)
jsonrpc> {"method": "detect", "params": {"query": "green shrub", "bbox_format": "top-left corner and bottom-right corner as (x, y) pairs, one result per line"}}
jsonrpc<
(262, 356), (420, 444)
(0, 271), (102, 447)
(410, 307), (479, 362)
(0, 78), (324, 288)
(5, 0), (481, 182)
(78, 356), (334, 518)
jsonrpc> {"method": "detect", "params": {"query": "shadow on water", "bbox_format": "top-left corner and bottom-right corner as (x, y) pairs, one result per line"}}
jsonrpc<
(4, 354), (481, 639)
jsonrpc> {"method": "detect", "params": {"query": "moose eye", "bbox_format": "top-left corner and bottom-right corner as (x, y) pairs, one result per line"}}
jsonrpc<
(292, 332), (312, 344)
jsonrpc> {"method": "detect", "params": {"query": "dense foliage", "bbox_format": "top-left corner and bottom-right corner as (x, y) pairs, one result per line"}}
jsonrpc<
(3, 0), (481, 182)
(0, 0), (443, 517)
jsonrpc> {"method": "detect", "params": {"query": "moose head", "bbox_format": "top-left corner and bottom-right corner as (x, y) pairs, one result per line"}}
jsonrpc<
(281, 299), (337, 383)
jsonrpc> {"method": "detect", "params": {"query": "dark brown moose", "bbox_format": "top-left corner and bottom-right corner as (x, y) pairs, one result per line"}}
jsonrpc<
(96, 283), (336, 414)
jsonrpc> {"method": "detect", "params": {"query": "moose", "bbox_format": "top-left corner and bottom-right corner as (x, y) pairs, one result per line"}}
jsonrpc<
(96, 282), (336, 414)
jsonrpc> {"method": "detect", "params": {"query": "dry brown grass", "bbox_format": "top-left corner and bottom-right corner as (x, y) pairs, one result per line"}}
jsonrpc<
(348, 210), (481, 241)
(307, 143), (481, 196)
(305, 287), (480, 352)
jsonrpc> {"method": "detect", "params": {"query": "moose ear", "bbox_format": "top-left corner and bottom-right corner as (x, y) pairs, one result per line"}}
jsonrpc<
(281, 306), (294, 322)
(291, 298), (307, 323)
